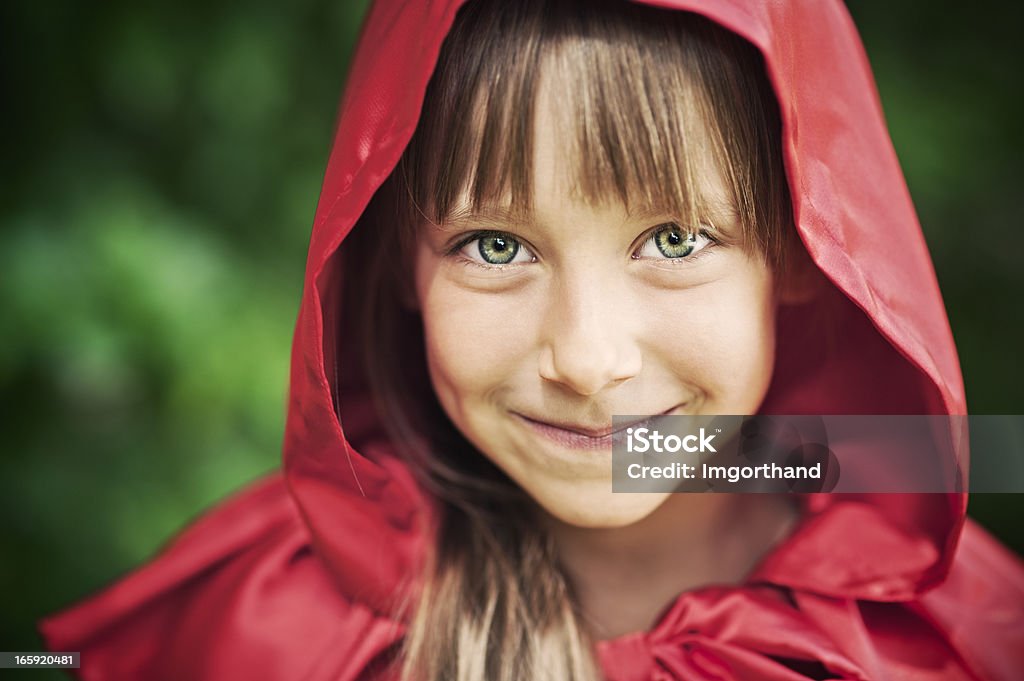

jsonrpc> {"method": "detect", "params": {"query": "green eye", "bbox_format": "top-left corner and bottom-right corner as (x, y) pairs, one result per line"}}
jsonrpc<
(478, 234), (520, 264)
(653, 224), (697, 258)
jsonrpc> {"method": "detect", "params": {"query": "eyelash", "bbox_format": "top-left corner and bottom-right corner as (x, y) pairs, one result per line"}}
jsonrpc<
(445, 224), (720, 269)
(446, 230), (537, 270)
(634, 224), (720, 265)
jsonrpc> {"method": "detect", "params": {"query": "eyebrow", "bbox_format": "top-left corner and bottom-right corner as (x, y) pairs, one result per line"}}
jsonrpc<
(703, 199), (742, 222)
(436, 198), (741, 233)
(437, 205), (527, 232)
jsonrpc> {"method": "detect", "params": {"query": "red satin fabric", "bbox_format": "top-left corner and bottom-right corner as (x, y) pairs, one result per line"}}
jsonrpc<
(40, 0), (1024, 679)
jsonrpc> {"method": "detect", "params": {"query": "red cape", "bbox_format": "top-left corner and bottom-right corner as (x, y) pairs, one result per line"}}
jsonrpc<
(42, 1), (1024, 679)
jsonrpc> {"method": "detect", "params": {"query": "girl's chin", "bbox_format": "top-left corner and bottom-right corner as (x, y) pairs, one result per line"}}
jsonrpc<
(535, 490), (673, 530)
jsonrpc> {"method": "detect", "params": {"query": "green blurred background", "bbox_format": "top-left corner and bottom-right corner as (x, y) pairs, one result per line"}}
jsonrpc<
(0, 0), (1020, 673)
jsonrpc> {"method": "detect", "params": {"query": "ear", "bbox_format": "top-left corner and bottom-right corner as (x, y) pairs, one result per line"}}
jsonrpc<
(777, 237), (825, 306)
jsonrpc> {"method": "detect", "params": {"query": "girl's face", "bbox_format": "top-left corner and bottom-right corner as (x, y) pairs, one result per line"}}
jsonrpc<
(413, 94), (778, 529)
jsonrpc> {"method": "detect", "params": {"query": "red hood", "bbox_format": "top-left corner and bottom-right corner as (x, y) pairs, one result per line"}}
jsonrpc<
(284, 0), (967, 619)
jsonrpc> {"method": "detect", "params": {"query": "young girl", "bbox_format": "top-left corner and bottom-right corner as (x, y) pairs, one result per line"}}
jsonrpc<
(42, 0), (1024, 679)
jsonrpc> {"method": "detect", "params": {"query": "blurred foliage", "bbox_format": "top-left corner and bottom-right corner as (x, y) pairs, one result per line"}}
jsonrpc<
(845, 0), (1024, 559)
(0, 0), (370, 672)
(0, 0), (1020, 673)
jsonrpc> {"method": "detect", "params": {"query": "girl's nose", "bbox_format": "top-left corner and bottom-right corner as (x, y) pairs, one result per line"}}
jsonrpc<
(538, 274), (643, 396)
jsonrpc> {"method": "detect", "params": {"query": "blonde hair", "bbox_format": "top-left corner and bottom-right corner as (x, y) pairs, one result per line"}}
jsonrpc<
(340, 0), (793, 678)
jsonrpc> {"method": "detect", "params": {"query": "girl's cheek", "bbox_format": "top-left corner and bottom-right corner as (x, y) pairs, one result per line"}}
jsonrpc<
(640, 261), (776, 409)
(419, 275), (540, 393)
(696, 269), (776, 409)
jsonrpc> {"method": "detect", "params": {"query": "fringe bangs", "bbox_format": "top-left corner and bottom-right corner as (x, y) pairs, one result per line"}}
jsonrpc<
(399, 0), (789, 265)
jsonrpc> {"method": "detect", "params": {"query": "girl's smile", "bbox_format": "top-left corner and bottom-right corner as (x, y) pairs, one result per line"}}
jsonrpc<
(511, 407), (680, 451)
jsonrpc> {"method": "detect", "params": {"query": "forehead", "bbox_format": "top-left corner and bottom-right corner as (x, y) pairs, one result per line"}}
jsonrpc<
(446, 69), (734, 229)
(414, 12), (757, 242)
(403, 3), (784, 261)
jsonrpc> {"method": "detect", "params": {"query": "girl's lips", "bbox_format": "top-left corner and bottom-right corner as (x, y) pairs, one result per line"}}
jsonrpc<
(517, 416), (624, 450)
(514, 408), (678, 451)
